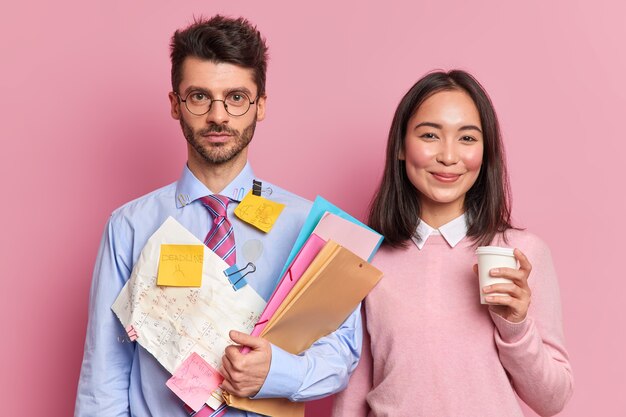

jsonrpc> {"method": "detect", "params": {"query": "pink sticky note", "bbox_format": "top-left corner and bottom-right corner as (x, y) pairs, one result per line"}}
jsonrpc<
(313, 212), (383, 261)
(166, 352), (224, 412)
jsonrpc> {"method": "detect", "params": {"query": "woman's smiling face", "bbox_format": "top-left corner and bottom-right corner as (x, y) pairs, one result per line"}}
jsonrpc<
(401, 89), (484, 223)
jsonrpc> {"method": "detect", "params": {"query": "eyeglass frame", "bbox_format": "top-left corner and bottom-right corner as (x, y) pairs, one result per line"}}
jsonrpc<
(173, 89), (259, 117)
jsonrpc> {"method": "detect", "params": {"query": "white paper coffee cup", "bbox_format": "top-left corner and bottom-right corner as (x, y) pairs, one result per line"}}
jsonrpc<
(475, 246), (517, 304)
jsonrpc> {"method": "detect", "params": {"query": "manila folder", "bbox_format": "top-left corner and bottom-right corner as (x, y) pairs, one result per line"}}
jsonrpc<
(224, 243), (383, 416)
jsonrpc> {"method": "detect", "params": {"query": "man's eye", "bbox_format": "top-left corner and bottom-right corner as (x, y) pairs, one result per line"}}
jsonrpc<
(226, 92), (249, 106)
(228, 93), (245, 102)
(190, 92), (208, 102)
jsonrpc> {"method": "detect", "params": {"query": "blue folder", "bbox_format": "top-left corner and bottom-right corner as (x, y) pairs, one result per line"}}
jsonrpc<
(278, 195), (383, 279)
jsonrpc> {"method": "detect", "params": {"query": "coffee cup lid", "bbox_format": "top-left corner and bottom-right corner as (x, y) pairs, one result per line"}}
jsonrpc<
(475, 246), (515, 256)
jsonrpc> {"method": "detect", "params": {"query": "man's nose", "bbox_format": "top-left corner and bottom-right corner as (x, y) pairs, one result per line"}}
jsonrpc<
(205, 100), (230, 124)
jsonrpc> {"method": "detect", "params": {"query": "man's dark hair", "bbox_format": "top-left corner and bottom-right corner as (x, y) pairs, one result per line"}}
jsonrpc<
(369, 70), (514, 247)
(170, 15), (269, 96)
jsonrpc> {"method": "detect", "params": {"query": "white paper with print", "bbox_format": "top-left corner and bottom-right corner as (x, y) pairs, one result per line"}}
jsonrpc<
(112, 216), (266, 375)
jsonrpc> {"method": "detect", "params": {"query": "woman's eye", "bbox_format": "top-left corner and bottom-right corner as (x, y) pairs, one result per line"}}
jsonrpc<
(420, 133), (437, 139)
(460, 136), (476, 142)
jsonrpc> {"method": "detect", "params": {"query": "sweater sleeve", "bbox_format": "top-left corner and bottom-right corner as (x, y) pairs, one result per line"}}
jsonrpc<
(490, 235), (573, 416)
(332, 306), (372, 417)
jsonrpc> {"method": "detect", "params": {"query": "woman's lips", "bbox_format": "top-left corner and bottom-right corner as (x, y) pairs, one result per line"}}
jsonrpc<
(431, 172), (461, 183)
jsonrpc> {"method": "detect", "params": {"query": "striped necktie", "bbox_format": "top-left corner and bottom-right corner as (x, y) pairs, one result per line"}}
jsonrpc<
(200, 195), (236, 266)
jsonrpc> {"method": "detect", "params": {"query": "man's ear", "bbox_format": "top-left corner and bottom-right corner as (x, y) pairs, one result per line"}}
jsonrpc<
(256, 95), (267, 122)
(168, 92), (181, 120)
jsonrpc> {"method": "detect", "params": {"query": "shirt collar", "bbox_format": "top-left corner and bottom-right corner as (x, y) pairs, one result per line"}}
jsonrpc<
(175, 162), (256, 208)
(410, 213), (468, 249)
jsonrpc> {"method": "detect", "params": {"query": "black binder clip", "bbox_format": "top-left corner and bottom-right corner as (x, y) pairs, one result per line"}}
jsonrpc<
(223, 262), (256, 290)
(252, 179), (262, 196)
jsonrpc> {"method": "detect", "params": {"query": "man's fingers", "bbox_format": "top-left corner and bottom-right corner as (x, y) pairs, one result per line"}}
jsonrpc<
(229, 330), (265, 350)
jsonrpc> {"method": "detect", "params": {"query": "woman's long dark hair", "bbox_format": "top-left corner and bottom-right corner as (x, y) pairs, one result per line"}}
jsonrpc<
(369, 70), (513, 247)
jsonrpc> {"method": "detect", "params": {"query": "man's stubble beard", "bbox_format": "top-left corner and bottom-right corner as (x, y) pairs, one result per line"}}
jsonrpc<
(181, 117), (257, 165)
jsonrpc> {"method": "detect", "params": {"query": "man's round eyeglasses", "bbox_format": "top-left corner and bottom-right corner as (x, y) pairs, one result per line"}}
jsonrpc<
(174, 90), (257, 117)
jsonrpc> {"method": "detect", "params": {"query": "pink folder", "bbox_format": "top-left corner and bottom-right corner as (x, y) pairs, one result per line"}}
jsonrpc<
(241, 233), (326, 353)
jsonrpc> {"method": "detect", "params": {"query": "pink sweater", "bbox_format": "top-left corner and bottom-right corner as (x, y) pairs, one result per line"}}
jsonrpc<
(333, 230), (573, 417)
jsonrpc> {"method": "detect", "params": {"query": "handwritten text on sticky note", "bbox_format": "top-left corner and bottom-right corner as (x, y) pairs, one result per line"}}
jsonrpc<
(157, 244), (204, 287)
(234, 191), (285, 233)
(166, 352), (224, 411)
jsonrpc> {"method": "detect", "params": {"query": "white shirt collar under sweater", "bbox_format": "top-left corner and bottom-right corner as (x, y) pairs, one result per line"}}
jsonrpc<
(411, 213), (468, 249)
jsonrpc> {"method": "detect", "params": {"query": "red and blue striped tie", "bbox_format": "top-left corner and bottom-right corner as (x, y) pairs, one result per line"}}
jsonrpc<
(200, 195), (236, 266)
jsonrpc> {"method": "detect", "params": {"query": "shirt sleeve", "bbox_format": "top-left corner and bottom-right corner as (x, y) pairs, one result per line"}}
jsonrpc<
(332, 306), (372, 416)
(253, 304), (363, 401)
(490, 237), (574, 417)
(74, 216), (135, 417)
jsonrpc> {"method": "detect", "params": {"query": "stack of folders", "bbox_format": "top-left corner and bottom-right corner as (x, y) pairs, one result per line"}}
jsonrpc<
(222, 196), (384, 417)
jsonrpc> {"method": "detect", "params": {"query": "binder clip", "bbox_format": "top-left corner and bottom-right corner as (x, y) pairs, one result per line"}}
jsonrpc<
(223, 262), (256, 290)
(252, 180), (262, 196)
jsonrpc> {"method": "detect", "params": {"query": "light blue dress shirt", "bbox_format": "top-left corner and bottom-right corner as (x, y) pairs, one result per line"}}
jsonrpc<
(75, 163), (362, 417)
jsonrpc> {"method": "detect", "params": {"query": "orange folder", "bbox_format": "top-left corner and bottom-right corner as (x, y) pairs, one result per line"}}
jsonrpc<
(223, 241), (383, 416)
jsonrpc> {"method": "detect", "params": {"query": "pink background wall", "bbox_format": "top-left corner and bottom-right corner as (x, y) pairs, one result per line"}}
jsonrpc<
(1, 0), (624, 415)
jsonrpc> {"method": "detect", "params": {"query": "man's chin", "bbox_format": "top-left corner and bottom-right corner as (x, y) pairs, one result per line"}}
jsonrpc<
(186, 132), (250, 166)
(197, 147), (240, 165)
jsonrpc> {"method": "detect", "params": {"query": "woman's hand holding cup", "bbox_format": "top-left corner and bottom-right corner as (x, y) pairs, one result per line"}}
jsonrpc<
(474, 248), (532, 323)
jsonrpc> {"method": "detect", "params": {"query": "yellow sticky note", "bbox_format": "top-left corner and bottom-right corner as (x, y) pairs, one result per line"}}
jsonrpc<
(157, 244), (204, 287)
(234, 191), (285, 233)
